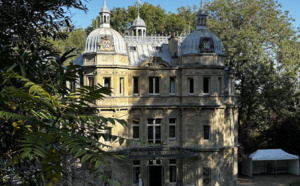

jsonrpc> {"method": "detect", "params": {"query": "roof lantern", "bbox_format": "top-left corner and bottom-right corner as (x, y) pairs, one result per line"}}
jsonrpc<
(99, 0), (110, 28)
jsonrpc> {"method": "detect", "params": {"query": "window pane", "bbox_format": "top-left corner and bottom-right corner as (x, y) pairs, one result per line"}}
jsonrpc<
(133, 167), (140, 184)
(170, 77), (175, 94)
(203, 167), (211, 185)
(169, 166), (176, 182)
(149, 77), (153, 93)
(169, 118), (176, 124)
(204, 126), (210, 140)
(133, 126), (139, 139)
(188, 78), (194, 94)
(155, 119), (161, 124)
(119, 78), (123, 95)
(133, 160), (140, 165)
(204, 77), (209, 93)
(169, 159), (176, 164)
(104, 78), (110, 87)
(148, 126), (153, 142)
(147, 119), (154, 124)
(155, 77), (160, 93)
(169, 125), (176, 138)
(155, 126), (161, 143)
(133, 77), (139, 94)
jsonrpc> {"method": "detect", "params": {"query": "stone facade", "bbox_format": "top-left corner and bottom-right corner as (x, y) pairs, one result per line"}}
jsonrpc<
(77, 1), (238, 185)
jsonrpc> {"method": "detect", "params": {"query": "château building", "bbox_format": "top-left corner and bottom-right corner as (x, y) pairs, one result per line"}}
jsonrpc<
(76, 0), (238, 185)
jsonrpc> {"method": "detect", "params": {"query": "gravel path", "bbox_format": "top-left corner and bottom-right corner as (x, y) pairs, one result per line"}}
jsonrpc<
(238, 174), (300, 186)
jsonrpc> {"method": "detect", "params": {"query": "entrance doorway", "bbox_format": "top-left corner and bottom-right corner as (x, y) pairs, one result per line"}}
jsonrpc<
(149, 166), (162, 186)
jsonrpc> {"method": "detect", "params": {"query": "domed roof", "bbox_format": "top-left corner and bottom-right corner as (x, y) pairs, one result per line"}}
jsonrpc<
(131, 15), (146, 28)
(84, 27), (127, 54)
(197, 9), (206, 16)
(181, 30), (223, 55)
(100, 0), (109, 13)
(100, 5), (109, 13)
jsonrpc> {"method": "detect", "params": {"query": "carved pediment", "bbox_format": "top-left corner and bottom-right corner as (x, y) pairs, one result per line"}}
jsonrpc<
(139, 56), (172, 69)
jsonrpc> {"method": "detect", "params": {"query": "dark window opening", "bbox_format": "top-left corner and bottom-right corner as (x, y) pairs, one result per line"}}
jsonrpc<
(104, 78), (110, 88)
(188, 78), (194, 94)
(203, 77), (210, 94)
(169, 118), (176, 139)
(119, 77), (124, 95)
(204, 126), (210, 140)
(149, 77), (160, 94)
(170, 77), (176, 94)
(130, 46), (136, 51)
(133, 77), (139, 95)
(132, 119), (139, 139)
(148, 119), (162, 143)
(169, 159), (176, 183)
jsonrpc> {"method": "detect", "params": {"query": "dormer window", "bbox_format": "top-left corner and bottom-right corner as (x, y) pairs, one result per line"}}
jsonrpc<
(130, 46), (136, 51)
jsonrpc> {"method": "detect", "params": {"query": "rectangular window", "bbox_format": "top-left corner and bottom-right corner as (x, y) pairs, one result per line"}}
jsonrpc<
(169, 159), (177, 183)
(119, 77), (124, 95)
(203, 167), (211, 185)
(203, 77), (210, 94)
(132, 119), (139, 139)
(103, 77), (111, 88)
(133, 77), (139, 95)
(169, 118), (176, 139)
(147, 119), (161, 143)
(170, 77), (176, 94)
(218, 77), (222, 95)
(204, 126), (210, 140)
(130, 46), (136, 51)
(88, 76), (94, 87)
(133, 160), (140, 184)
(149, 77), (160, 94)
(188, 78), (194, 94)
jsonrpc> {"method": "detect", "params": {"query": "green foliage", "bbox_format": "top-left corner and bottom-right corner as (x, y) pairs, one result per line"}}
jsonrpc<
(49, 28), (86, 63)
(111, 7), (129, 34)
(0, 57), (129, 185)
(206, 0), (300, 157)
(0, 0), (130, 185)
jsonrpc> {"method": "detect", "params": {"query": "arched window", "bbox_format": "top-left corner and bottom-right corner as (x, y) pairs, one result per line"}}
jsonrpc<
(104, 16), (107, 23)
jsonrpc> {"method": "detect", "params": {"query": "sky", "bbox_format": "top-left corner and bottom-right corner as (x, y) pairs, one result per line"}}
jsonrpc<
(67, 0), (300, 29)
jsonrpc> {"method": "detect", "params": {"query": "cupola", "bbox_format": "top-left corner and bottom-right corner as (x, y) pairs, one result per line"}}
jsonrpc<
(99, 0), (110, 28)
(130, 0), (147, 37)
(181, 2), (223, 56)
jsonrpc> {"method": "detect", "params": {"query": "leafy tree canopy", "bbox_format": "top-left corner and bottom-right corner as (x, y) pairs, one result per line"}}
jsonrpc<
(0, 0), (130, 185)
(206, 0), (300, 157)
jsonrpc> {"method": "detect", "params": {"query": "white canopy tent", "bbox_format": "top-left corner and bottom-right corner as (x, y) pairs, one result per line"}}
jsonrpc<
(242, 149), (299, 177)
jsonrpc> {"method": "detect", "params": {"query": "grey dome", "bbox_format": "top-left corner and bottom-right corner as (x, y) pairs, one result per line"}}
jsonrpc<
(100, 5), (109, 13)
(181, 30), (223, 55)
(131, 16), (146, 28)
(197, 9), (206, 16)
(84, 27), (127, 54)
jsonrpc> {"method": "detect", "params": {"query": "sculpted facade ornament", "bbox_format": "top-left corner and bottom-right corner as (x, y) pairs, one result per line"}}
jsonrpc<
(98, 36), (115, 52)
